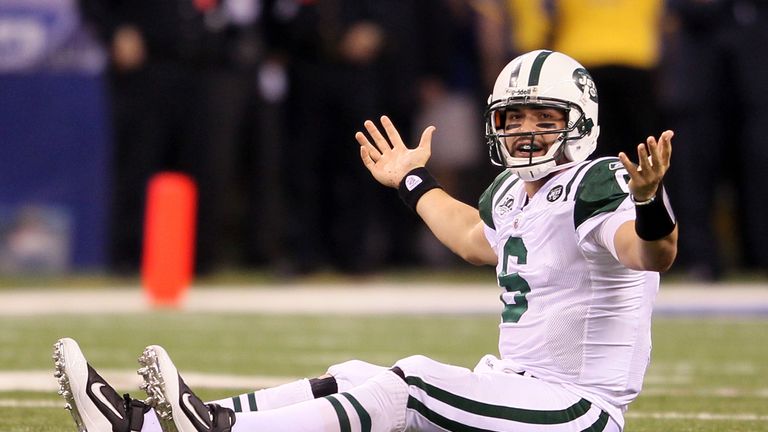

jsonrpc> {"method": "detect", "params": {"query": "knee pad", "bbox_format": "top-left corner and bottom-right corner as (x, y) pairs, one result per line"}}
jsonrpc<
(392, 355), (437, 376)
(327, 360), (387, 392)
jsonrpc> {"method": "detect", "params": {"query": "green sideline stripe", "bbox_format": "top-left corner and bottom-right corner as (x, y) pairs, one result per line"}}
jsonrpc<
(406, 376), (591, 424)
(326, 395), (351, 432)
(341, 392), (372, 432)
(247, 392), (258, 411)
(231, 396), (242, 412)
(528, 51), (553, 86)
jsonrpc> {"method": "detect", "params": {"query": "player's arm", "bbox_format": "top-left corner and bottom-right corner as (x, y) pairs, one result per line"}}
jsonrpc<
(613, 130), (678, 272)
(415, 189), (497, 265)
(357, 116), (497, 266)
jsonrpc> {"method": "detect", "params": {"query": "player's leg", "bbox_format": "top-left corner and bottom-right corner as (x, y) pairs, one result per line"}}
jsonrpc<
(53, 338), (159, 432)
(206, 359), (387, 413)
(52, 338), (384, 431)
(394, 354), (622, 431)
(139, 345), (408, 432)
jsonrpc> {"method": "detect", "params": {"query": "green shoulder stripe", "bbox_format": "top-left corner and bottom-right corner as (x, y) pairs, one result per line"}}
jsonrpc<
(573, 158), (628, 228)
(478, 170), (514, 230)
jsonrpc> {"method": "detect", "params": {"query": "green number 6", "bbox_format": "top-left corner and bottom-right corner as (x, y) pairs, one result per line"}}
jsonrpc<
(498, 236), (531, 323)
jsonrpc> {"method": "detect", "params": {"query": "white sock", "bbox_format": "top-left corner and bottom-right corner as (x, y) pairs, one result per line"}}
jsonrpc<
(207, 378), (314, 412)
(231, 371), (408, 432)
(140, 379), (315, 431)
(206, 359), (387, 414)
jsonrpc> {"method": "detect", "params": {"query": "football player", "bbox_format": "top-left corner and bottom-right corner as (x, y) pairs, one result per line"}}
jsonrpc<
(54, 50), (677, 431)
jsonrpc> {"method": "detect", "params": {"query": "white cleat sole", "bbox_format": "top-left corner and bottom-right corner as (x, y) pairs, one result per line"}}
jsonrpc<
(53, 338), (86, 432)
(53, 338), (114, 432)
(138, 345), (190, 432)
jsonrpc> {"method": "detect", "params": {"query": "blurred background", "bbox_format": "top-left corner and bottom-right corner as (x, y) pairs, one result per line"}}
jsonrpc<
(1, 0), (767, 283)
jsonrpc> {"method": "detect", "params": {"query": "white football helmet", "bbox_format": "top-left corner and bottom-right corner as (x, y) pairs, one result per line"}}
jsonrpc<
(485, 50), (600, 181)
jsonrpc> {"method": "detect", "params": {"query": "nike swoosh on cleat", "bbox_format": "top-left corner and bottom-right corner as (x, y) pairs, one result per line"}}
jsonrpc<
(183, 393), (210, 428)
(91, 382), (124, 419)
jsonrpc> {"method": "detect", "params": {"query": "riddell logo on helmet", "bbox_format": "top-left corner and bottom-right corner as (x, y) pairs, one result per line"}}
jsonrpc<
(509, 87), (538, 96)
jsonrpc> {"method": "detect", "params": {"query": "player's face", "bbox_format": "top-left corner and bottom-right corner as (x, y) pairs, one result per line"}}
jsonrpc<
(502, 107), (567, 158)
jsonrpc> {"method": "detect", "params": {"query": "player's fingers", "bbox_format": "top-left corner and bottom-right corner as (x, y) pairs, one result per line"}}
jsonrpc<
(646, 136), (662, 172)
(355, 131), (381, 161)
(659, 130), (674, 165)
(417, 125), (436, 154)
(618, 152), (640, 178)
(364, 119), (391, 153)
(636, 142), (652, 174)
(354, 130), (370, 147)
(381, 115), (406, 150)
(359, 147), (376, 171)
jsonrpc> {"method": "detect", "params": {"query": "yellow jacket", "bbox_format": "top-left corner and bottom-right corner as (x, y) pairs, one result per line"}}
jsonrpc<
(506, 0), (662, 68)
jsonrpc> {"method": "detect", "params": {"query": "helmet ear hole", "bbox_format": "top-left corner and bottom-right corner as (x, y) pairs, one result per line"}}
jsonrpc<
(564, 125), (599, 161)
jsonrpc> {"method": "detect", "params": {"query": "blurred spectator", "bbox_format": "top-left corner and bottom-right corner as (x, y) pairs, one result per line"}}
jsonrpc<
(411, 0), (494, 268)
(277, 0), (447, 275)
(413, 0), (487, 204)
(660, 0), (768, 279)
(506, 0), (664, 158)
(78, 0), (288, 275)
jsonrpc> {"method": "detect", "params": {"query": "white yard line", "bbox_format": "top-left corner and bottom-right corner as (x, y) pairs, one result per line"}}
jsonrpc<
(0, 370), (296, 392)
(625, 411), (768, 422)
(0, 399), (60, 408)
(0, 283), (767, 315)
(4, 370), (768, 400)
(6, 401), (768, 423)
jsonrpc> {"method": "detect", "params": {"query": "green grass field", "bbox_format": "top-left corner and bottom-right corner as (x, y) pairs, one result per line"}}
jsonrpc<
(1, 312), (767, 431)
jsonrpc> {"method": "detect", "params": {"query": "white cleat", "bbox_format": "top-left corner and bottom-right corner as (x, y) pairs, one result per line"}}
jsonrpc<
(138, 345), (236, 432)
(53, 337), (150, 432)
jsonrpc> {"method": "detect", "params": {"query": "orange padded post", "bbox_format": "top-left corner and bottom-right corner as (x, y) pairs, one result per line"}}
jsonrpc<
(141, 172), (197, 307)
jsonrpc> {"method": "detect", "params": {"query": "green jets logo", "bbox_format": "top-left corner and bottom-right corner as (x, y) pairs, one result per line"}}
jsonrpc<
(573, 68), (598, 102)
(547, 185), (564, 202)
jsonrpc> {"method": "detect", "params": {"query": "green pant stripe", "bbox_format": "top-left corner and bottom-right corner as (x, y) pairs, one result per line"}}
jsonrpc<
(580, 410), (609, 432)
(325, 395), (351, 432)
(340, 392), (372, 432)
(405, 376), (591, 424)
(231, 396), (242, 413)
(247, 392), (258, 411)
(408, 397), (497, 432)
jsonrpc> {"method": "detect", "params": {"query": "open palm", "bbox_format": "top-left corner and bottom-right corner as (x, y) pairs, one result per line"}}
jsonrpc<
(618, 130), (674, 201)
(356, 116), (435, 188)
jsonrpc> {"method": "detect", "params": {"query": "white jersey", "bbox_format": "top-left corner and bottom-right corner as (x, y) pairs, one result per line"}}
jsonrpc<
(478, 157), (658, 419)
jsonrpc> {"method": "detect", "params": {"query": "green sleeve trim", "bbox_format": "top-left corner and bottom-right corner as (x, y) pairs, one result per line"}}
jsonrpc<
(478, 170), (514, 230)
(563, 161), (593, 200)
(573, 158), (629, 228)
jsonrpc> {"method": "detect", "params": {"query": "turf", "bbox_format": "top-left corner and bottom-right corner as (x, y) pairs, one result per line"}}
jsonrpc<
(1, 313), (766, 431)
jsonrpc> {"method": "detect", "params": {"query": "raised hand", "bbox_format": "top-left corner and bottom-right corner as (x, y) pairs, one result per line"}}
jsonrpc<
(356, 115), (435, 188)
(618, 130), (674, 201)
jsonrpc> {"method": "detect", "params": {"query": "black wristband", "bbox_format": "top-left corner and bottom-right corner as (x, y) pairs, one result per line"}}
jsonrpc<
(634, 185), (677, 241)
(398, 167), (441, 212)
